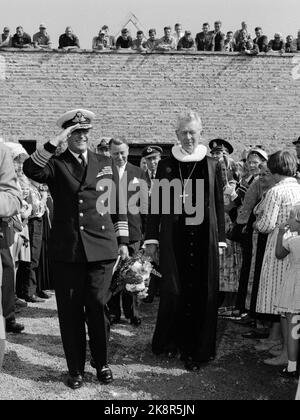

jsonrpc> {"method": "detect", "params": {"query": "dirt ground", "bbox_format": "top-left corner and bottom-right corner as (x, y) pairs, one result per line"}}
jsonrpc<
(0, 292), (298, 400)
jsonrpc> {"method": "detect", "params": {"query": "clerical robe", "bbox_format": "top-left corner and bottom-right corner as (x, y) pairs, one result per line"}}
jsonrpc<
(145, 150), (225, 363)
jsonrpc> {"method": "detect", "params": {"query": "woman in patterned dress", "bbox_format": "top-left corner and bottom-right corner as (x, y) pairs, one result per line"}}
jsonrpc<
(255, 150), (300, 365)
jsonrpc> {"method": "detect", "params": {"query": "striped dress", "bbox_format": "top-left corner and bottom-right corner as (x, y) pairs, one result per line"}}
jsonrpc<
(256, 178), (300, 315)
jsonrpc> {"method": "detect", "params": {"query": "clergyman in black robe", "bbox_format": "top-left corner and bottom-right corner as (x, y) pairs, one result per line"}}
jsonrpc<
(145, 111), (225, 371)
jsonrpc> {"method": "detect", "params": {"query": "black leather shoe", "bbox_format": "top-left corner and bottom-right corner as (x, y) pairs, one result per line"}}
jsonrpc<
(184, 358), (200, 372)
(67, 374), (84, 390)
(279, 368), (299, 379)
(109, 314), (121, 324)
(37, 291), (50, 299)
(97, 365), (113, 384)
(24, 295), (45, 303)
(130, 316), (141, 326)
(15, 298), (28, 308)
(6, 322), (25, 334)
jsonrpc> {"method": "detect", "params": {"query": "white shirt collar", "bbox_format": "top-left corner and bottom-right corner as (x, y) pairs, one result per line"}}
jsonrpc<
(172, 144), (207, 162)
(117, 163), (127, 179)
(68, 149), (88, 163)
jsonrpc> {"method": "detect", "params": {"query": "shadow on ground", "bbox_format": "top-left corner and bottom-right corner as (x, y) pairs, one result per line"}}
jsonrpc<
(0, 296), (298, 400)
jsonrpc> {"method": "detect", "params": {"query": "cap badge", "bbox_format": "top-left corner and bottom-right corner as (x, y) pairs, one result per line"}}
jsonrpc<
(72, 112), (88, 124)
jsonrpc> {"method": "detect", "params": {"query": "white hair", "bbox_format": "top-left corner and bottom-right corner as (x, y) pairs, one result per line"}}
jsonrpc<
(176, 110), (202, 131)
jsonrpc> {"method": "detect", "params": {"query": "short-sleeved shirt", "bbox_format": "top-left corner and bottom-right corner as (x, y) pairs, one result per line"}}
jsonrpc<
(33, 32), (51, 46)
(59, 34), (80, 49)
(12, 32), (32, 48)
(116, 36), (133, 49)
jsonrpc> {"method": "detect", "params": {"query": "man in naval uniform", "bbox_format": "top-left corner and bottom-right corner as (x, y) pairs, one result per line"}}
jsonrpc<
(142, 145), (163, 192)
(23, 109), (129, 389)
(144, 111), (225, 371)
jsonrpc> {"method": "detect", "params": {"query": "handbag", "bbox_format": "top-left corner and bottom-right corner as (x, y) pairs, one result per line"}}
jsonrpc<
(0, 218), (16, 249)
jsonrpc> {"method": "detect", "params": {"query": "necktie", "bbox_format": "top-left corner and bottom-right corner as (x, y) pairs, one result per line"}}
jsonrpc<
(78, 154), (87, 168)
(151, 170), (155, 179)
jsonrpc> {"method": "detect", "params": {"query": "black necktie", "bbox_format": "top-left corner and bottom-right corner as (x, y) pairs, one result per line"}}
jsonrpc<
(78, 154), (87, 168)
(151, 170), (155, 179)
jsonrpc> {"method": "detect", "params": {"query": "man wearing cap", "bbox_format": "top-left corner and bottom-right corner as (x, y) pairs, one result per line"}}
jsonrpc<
(96, 138), (111, 157)
(268, 33), (285, 53)
(33, 24), (52, 49)
(142, 145), (163, 191)
(23, 109), (129, 389)
(177, 31), (195, 51)
(11, 26), (32, 49)
(0, 143), (22, 367)
(209, 139), (239, 187)
(58, 27), (80, 50)
(116, 28), (133, 49)
(0, 27), (12, 48)
(92, 30), (109, 50)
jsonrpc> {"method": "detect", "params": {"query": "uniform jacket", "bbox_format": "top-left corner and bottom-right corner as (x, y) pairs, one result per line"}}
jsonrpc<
(23, 144), (129, 263)
(119, 162), (147, 243)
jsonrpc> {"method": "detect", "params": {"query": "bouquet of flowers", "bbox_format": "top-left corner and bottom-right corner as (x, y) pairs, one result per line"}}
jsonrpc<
(110, 252), (161, 299)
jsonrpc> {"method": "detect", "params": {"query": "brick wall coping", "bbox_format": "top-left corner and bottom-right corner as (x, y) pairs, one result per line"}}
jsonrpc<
(0, 48), (298, 58)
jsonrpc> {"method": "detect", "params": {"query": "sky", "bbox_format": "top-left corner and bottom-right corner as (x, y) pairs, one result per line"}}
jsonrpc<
(1, 0), (300, 49)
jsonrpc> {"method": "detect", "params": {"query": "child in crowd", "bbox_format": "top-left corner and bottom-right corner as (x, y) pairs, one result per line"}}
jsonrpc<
(275, 204), (300, 378)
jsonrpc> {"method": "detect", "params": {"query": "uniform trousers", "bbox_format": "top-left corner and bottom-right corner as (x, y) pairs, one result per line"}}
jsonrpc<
(53, 259), (115, 376)
(0, 252), (5, 368)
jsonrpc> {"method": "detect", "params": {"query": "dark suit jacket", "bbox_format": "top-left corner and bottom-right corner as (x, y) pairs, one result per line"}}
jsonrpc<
(211, 32), (225, 51)
(253, 35), (268, 52)
(23, 144), (128, 263)
(195, 31), (213, 51)
(120, 162), (147, 243)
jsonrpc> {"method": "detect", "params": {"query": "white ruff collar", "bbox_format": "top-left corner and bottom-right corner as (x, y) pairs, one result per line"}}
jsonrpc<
(172, 144), (207, 162)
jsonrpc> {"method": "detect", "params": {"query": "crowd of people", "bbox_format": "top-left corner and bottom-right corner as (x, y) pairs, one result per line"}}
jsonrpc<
(1, 21), (300, 53)
(0, 108), (300, 399)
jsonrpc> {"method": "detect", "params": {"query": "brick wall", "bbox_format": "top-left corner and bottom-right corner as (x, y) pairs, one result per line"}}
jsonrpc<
(0, 50), (299, 157)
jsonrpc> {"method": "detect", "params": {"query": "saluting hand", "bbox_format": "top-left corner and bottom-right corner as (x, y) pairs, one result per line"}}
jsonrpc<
(51, 123), (81, 147)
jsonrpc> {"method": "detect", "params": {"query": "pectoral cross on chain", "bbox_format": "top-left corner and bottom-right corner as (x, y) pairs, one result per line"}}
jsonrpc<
(180, 190), (189, 204)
